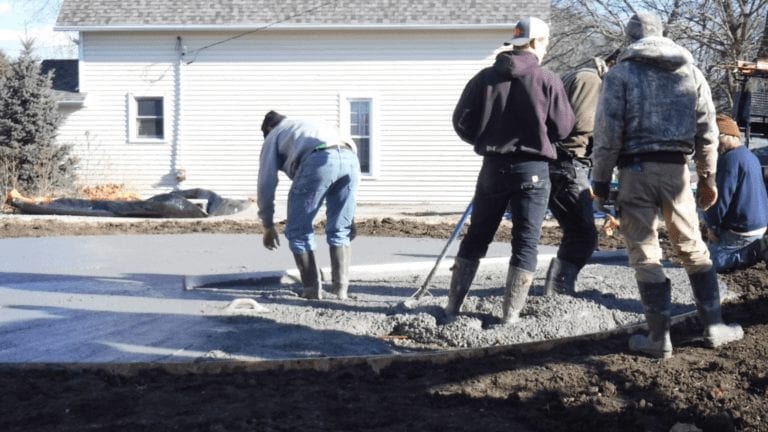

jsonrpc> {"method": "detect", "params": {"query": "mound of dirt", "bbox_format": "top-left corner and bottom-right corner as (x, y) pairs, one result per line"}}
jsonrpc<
(0, 216), (766, 432)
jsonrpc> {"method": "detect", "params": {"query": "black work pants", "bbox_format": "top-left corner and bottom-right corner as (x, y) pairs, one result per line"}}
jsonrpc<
(458, 156), (550, 272)
(548, 158), (598, 269)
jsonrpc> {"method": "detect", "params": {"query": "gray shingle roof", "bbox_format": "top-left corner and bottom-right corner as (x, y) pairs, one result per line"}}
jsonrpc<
(56, 1), (549, 28)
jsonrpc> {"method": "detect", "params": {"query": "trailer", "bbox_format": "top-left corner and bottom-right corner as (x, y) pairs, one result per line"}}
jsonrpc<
(734, 59), (768, 144)
(733, 59), (768, 187)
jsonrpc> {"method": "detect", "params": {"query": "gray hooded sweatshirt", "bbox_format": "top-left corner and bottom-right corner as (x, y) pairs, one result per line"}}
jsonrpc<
(592, 36), (718, 183)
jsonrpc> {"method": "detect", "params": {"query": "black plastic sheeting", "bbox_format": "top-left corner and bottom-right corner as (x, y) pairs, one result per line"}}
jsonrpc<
(10, 188), (250, 218)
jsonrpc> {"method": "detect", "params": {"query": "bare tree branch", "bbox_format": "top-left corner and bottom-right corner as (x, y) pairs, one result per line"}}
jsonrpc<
(550, 0), (768, 111)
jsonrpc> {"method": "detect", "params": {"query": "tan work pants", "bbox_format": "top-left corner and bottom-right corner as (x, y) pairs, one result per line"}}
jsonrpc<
(616, 161), (712, 283)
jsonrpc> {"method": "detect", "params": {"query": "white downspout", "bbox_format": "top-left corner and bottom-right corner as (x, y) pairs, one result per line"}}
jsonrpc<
(173, 36), (186, 187)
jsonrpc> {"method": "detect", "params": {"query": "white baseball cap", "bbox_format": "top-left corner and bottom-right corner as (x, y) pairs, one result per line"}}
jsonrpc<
(505, 17), (550, 46)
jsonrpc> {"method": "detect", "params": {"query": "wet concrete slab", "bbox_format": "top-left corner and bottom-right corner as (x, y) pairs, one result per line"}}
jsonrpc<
(0, 234), (563, 363)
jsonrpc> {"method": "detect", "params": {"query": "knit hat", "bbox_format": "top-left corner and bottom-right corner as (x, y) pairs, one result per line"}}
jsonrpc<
(716, 114), (740, 138)
(626, 13), (663, 41)
(261, 110), (286, 138)
(505, 17), (550, 47)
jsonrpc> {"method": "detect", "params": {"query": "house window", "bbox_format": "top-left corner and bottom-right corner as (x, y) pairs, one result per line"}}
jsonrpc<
(340, 93), (377, 176)
(127, 93), (167, 143)
(136, 97), (164, 139)
(349, 99), (372, 174)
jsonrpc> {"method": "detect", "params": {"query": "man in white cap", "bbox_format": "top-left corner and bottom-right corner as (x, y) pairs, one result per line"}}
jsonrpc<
(592, 12), (743, 358)
(448, 17), (575, 324)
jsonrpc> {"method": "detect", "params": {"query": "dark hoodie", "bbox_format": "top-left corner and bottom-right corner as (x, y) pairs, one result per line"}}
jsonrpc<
(452, 50), (575, 160)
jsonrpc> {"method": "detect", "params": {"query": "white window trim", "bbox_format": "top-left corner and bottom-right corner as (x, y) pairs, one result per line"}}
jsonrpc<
(339, 92), (379, 178)
(126, 92), (169, 144)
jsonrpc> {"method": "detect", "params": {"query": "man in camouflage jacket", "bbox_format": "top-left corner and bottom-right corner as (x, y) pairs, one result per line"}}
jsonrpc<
(591, 12), (743, 359)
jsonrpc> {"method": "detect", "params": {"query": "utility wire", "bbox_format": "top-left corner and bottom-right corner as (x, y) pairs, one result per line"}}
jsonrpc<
(184, 0), (337, 64)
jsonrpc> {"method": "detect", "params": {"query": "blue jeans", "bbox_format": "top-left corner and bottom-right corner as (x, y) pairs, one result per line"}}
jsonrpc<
(548, 158), (598, 268)
(286, 147), (360, 253)
(458, 156), (551, 272)
(709, 229), (764, 273)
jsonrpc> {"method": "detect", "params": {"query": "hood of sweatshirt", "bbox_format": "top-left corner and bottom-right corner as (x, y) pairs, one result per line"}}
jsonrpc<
(618, 36), (694, 71)
(492, 50), (540, 79)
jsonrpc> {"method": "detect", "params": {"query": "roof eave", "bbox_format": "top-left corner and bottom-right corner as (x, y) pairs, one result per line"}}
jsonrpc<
(53, 91), (87, 106)
(54, 23), (515, 32)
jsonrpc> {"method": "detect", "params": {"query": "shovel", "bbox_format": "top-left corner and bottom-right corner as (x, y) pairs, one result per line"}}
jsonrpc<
(410, 201), (473, 299)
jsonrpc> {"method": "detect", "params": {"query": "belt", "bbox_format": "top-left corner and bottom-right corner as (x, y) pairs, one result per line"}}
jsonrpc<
(617, 152), (687, 168)
(314, 142), (352, 152)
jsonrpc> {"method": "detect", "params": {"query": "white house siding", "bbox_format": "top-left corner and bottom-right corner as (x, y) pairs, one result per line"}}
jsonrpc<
(56, 28), (513, 204)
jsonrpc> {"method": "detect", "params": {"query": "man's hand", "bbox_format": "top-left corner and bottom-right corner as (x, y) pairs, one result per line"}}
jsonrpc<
(263, 226), (280, 250)
(696, 179), (718, 211)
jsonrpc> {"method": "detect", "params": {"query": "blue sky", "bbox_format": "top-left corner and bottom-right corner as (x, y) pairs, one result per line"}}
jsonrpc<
(0, 0), (76, 59)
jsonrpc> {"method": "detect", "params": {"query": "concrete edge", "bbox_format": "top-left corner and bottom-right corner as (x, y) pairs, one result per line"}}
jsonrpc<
(0, 310), (698, 374)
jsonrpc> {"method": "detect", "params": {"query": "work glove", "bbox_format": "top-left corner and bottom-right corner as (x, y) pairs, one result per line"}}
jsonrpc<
(591, 181), (611, 214)
(262, 226), (280, 250)
(696, 177), (718, 211)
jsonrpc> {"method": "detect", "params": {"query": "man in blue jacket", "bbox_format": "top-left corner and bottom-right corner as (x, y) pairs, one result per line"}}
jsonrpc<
(448, 17), (575, 324)
(704, 114), (768, 272)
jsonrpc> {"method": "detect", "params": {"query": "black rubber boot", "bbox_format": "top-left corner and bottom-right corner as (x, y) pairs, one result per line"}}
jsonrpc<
(629, 279), (673, 359)
(689, 269), (743, 348)
(501, 266), (535, 324)
(293, 251), (322, 300)
(444, 257), (480, 318)
(543, 257), (579, 296)
(329, 245), (351, 299)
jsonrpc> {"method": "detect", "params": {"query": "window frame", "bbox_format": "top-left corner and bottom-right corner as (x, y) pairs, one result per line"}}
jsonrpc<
(339, 92), (378, 178)
(126, 93), (169, 144)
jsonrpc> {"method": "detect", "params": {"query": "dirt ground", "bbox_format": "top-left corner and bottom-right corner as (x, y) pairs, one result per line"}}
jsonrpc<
(1, 216), (767, 432)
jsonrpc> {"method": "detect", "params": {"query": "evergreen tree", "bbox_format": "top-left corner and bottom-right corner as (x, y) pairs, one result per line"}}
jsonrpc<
(0, 51), (9, 78)
(0, 39), (77, 196)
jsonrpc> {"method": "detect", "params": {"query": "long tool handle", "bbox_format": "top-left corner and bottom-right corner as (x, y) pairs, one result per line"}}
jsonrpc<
(411, 202), (473, 299)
